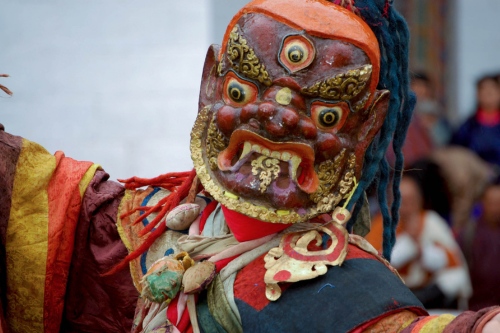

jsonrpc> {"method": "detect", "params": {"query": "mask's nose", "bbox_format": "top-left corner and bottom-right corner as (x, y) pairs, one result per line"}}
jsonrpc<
(249, 85), (317, 140)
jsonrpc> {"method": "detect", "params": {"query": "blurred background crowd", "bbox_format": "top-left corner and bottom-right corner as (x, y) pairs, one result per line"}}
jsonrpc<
(1, 0), (499, 313)
(365, 70), (500, 312)
(364, 1), (500, 313)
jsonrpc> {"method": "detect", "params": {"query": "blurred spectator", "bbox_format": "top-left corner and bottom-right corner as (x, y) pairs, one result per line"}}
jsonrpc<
(396, 113), (434, 167)
(408, 159), (451, 223)
(459, 176), (500, 311)
(451, 75), (500, 166)
(386, 72), (445, 168)
(493, 71), (500, 84)
(431, 147), (495, 232)
(411, 72), (451, 147)
(367, 171), (471, 309)
(385, 110), (433, 169)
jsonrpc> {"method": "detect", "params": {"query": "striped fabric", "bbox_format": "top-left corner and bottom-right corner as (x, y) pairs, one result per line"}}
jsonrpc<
(1, 131), (98, 332)
(400, 314), (455, 333)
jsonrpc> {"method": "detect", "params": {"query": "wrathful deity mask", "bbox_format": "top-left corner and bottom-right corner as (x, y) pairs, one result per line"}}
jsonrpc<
(190, 0), (390, 224)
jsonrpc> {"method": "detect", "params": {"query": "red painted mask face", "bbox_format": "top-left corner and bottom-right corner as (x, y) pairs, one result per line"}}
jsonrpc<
(191, 0), (390, 224)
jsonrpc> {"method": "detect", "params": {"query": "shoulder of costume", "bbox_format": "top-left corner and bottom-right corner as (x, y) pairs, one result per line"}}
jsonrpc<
(234, 233), (426, 333)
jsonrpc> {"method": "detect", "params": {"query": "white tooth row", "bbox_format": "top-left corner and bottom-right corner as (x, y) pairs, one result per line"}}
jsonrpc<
(240, 142), (292, 161)
(239, 141), (302, 180)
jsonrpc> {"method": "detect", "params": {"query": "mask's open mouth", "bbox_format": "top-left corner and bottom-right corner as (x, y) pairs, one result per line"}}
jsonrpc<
(217, 129), (319, 194)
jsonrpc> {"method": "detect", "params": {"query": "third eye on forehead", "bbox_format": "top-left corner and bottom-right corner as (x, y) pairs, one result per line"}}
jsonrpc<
(288, 46), (304, 63)
(278, 35), (315, 73)
(229, 13), (370, 81)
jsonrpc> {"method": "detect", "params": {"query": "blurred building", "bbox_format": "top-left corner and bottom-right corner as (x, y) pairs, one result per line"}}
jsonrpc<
(396, 0), (500, 125)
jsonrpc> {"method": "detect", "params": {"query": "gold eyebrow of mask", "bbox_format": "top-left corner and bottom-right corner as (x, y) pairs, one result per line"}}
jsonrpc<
(301, 64), (372, 109)
(226, 25), (273, 86)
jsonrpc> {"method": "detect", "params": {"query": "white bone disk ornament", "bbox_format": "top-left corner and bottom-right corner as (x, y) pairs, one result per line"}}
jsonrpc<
(165, 203), (200, 231)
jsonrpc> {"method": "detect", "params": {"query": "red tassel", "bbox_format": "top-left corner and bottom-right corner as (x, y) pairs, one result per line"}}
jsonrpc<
(103, 223), (168, 276)
(199, 200), (218, 232)
(118, 171), (192, 189)
(383, 0), (390, 18)
(104, 169), (197, 276)
(331, 0), (360, 16)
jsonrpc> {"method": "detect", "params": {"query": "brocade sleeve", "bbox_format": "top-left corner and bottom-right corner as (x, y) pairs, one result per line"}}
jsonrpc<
(0, 128), (138, 332)
(62, 170), (139, 332)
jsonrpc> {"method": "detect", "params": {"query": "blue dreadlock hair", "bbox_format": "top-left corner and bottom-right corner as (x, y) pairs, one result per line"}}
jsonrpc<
(337, 0), (414, 261)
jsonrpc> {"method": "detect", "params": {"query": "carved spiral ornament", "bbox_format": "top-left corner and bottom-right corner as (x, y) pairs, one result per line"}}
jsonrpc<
(227, 26), (272, 86)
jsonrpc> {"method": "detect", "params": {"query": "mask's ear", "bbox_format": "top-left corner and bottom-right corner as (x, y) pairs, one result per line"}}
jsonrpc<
(198, 44), (221, 110)
(356, 89), (390, 151)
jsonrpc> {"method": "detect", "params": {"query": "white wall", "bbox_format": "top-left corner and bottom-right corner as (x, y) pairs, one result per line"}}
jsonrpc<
(455, 0), (500, 122)
(1, 1), (210, 180)
(210, 0), (249, 43)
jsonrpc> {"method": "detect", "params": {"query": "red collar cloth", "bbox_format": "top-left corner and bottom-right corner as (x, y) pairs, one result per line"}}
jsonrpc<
(198, 201), (291, 242)
(221, 205), (291, 242)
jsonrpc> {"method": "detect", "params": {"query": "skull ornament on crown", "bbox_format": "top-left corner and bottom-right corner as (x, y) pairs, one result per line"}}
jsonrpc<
(190, 0), (390, 224)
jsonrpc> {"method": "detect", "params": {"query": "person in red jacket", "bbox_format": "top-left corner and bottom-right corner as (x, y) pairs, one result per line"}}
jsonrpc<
(460, 176), (500, 311)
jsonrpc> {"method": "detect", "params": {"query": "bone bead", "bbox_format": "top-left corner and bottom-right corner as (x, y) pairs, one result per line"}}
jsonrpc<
(165, 203), (200, 230)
